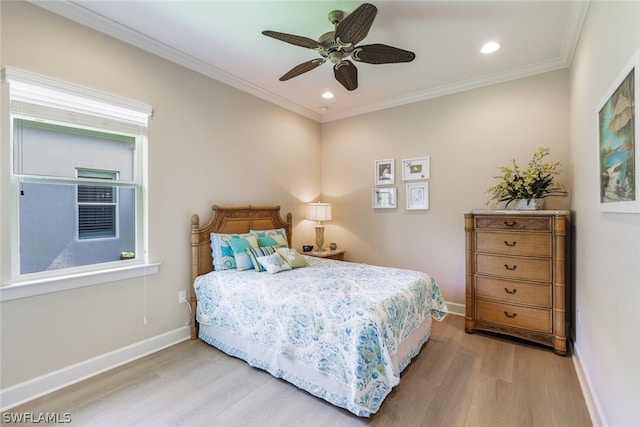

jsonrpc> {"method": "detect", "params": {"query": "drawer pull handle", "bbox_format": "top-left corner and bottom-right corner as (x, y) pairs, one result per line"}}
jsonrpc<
(504, 221), (517, 227)
(504, 241), (517, 247)
(504, 311), (517, 319)
(504, 264), (517, 271)
(504, 288), (517, 294)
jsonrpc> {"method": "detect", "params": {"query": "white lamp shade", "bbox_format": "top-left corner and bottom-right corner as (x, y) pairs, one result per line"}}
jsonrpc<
(306, 203), (332, 222)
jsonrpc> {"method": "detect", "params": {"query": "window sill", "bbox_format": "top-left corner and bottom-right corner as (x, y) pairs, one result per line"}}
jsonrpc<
(0, 263), (161, 302)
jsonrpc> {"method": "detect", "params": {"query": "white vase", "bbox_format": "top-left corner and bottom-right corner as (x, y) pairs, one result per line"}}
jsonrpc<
(512, 198), (544, 210)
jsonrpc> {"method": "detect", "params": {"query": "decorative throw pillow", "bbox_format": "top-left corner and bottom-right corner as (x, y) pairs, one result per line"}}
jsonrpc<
(256, 252), (292, 274)
(228, 236), (259, 271)
(276, 247), (308, 268)
(246, 245), (278, 272)
(250, 229), (288, 248)
(210, 232), (254, 270)
(257, 236), (277, 247)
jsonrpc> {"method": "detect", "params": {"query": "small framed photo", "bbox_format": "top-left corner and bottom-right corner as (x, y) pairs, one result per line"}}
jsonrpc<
(406, 182), (429, 210)
(372, 187), (397, 209)
(597, 50), (639, 213)
(375, 159), (395, 185)
(402, 157), (430, 181)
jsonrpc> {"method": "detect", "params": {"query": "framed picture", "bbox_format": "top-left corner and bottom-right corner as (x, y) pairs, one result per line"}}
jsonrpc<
(372, 187), (397, 209)
(406, 182), (429, 210)
(597, 50), (639, 213)
(375, 159), (395, 185)
(402, 157), (430, 181)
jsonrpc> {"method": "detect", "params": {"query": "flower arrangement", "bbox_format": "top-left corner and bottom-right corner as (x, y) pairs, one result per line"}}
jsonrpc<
(486, 147), (568, 207)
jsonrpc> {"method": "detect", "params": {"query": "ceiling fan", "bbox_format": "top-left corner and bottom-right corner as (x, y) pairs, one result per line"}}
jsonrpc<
(262, 3), (415, 91)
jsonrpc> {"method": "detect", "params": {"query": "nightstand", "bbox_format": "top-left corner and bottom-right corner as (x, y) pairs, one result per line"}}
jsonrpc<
(305, 248), (345, 261)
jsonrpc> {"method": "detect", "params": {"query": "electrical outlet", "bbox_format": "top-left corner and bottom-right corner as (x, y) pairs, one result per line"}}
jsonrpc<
(178, 290), (187, 304)
(576, 308), (581, 325)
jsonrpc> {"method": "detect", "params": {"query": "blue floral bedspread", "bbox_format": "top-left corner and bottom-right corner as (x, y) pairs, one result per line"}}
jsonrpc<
(194, 256), (448, 416)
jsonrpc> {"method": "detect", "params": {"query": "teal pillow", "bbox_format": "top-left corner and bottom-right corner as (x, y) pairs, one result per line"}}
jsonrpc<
(250, 229), (288, 248)
(258, 236), (277, 247)
(210, 232), (253, 270)
(246, 245), (278, 272)
(228, 236), (259, 271)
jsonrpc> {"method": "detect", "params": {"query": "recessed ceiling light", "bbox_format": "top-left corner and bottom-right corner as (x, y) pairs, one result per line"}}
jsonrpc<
(322, 91), (334, 99)
(481, 41), (501, 54)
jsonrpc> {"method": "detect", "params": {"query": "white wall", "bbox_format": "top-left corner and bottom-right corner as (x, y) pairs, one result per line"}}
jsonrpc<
(0, 1), (321, 390)
(570, 2), (640, 426)
(321, 70), (571, 307)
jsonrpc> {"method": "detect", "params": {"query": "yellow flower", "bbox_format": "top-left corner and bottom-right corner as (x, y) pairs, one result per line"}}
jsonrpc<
(486, 147), (568, 207)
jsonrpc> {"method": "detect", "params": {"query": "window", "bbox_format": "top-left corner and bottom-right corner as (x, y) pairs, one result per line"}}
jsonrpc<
(77, 169), (118, 240)
(3, 67), (152, 283)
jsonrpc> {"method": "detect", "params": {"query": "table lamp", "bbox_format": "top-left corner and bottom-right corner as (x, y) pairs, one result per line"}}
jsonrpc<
(306, 203), (332, 251)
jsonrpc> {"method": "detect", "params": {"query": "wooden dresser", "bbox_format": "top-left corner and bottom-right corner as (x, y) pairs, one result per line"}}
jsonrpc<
(464, 210), (570, 355)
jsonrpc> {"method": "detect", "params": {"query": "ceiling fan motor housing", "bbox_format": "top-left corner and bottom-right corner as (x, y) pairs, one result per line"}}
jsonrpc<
(318, 31), (353, 63)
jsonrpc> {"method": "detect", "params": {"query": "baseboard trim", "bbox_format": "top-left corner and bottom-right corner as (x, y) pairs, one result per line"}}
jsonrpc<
(445, 301), (465, 317)
(0, 301), (463, 411)
(572, 342), (605, 427)
(0, 326), (191, 411)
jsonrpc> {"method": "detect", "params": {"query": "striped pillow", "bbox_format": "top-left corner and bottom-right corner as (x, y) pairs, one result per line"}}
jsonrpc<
(246, 245), (278, 272)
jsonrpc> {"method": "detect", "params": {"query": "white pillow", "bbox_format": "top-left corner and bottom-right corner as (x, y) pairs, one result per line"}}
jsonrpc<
(271, 234), (288, 248)
(256, 252), (292, 274)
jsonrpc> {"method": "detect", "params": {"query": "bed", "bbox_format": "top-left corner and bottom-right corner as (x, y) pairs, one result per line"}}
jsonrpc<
(190, 205), (448, 417)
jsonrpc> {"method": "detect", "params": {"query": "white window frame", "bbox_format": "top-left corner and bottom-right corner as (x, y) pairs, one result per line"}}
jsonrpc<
(0, 67), (159, 301)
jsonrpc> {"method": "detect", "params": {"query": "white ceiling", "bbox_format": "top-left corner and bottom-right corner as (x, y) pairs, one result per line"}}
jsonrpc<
(32, 1), (589, 123)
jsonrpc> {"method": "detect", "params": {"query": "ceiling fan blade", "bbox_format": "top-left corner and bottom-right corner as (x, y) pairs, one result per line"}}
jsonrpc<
(352, 44), (416, 64)
(334, 60), (358, 91)
(335, 3), (377, 47)
(262, 30), (321, 49)
(280, 58), (326, 81)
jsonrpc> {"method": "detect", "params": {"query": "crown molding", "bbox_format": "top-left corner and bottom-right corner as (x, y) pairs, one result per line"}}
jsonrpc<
(29, 0), (588, 124)
(28, 1), (321, 122)
(320, 56), (571, 123)
(321, 1), (590, 123)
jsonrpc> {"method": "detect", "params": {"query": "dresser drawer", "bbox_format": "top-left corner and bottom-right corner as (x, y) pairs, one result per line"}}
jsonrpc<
(475, 231), (551, 257)
(475, 276), (551, 307)
(475, 216), (551, 232)
(476, 254), (551, 282)
(476, 300), (551, 333)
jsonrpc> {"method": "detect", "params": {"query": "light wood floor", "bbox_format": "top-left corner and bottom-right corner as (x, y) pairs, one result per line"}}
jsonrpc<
(2, 315), (591, 427)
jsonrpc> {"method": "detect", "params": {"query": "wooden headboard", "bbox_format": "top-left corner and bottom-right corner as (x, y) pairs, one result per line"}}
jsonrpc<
(190, 205), (292, 338)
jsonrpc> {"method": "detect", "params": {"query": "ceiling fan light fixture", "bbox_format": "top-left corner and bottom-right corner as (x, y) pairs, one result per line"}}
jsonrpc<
(481, 41), (501, 54)
(322, 91), (334, 99)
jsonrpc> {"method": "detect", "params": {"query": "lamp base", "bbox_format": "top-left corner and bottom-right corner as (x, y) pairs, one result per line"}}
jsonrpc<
(315, 225), (326, 251)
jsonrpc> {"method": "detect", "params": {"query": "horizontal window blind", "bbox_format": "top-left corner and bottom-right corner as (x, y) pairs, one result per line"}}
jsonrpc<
(77, 169), (117, 240)
(78, 185), (116, 203)
(78, 205), (116, 238)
